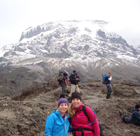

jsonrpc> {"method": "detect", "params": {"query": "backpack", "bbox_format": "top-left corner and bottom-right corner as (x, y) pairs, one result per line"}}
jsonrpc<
(102, 74), (108, 84)
(58, 71), (63, 77)
(82, 106), (96, 125)
(75, 106), (104, 136)
(57, 71), (64, 86)
(122, 114), (132, 123)
(58, 71), (64, 81)
(69, 75), (72, 83)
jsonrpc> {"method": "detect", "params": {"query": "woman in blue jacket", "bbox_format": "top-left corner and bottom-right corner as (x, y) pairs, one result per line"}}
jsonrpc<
(44, 98), (72, 136)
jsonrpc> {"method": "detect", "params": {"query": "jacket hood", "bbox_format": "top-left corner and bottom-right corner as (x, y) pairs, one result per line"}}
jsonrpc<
(52, 110), (59, 115)
(52, 110), (70, 118)
(72, 73), (74, 75)
(132, 108), (139, 112)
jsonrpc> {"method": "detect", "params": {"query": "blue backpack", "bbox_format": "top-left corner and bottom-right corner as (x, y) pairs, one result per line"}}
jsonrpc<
(102, 74), (108, 84)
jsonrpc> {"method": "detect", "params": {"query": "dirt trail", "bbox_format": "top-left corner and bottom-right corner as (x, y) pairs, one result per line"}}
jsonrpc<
(29, 80), (140, 136)
(79, 82), (140, 136)
(0, 80), (140, 136)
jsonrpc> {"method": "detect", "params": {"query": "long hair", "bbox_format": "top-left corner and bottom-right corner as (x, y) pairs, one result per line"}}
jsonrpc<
(68, 104), (76, 118)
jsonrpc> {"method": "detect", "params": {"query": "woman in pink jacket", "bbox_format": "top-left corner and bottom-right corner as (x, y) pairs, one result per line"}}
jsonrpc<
(68, 92), (100, 136)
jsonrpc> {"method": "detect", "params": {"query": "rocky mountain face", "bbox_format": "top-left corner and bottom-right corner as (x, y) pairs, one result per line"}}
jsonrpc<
(0, 20), (140, 96)
(0, 78), (140, 136)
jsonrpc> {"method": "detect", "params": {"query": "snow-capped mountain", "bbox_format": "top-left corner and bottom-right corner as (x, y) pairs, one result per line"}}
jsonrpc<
(0, 20), (140, 96)
(0, 20), (139, 67)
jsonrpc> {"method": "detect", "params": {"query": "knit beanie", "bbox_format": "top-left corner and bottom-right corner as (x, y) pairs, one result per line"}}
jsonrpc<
(135, 105), (140, 109)
(71, 92), (81, 101)
(73, 70), (76, 73)
(58, 98), (69, 107)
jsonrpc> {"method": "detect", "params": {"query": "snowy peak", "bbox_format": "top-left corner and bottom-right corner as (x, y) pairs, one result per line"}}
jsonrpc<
(0, 20), (139, 68)
(19, 20), (108, 42)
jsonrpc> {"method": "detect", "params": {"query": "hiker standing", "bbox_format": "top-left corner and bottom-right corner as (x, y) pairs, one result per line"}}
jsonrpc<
(44, 98), (72, 136)
(69, 70), (80, 97)
(131, 105), (140, 126)
(68, 92), (100, 136)
(57, 71), (69, 98)
(105, 72), (113, 99)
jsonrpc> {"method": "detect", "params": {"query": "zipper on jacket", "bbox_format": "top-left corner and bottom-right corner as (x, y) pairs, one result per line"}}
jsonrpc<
(63, 115), (66, 136)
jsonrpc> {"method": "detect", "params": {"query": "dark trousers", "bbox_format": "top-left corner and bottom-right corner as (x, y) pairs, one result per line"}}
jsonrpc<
(60, 84), (67, 98)
(106, 84), (113, 97)
(134, 121), (140, 126)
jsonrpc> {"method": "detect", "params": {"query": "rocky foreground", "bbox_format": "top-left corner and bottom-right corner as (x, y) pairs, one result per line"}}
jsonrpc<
(0, 78), (140, 136)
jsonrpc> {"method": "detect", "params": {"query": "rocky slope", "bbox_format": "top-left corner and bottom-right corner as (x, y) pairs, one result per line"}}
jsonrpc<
(0, 78), (140, 136)
(0, 20), (140, 97)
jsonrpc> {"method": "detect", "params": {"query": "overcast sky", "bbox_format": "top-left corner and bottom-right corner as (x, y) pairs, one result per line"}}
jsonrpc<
(0, 0), (140, 48)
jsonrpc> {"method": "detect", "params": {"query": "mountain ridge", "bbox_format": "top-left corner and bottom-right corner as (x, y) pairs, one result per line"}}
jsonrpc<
(0, 20), (140, 96)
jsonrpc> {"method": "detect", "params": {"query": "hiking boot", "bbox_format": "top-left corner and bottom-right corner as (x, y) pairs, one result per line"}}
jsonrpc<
(66, 90), (70, 94)
(59, 94), (65, 98)
(68, 97), (71, 103)
(106, 96), (109, 99)
(65, 93), (69, 97)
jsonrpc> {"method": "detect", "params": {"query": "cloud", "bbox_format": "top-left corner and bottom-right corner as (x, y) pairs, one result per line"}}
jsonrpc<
(0, 0), (140, 48)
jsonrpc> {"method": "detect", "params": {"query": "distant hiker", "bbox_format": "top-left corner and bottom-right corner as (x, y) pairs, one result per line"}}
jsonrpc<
(68, 92), (100, 136)
(103, 72), (112, 99)
(44, 98), (72, 136)
(69, 70), (80, 97)
(57, 70), (69, 98)
(131, 105), (140, 126)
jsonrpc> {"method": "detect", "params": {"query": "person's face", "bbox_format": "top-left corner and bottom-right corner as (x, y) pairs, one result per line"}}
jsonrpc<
(108, 73), (112, 76)
(58, 103), (68, 114)
(72, 98), (81, 108)
(138, 108), (140, 111)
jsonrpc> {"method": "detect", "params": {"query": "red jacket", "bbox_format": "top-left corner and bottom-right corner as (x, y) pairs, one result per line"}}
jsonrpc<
(70, 104), (100, 136)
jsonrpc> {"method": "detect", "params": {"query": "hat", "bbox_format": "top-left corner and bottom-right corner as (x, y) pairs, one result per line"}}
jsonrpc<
(58, 98), (69, 107)
(64, 70), (69, 75)
(63, 72), (68, 76)
(71, 92), (81, 101)
(135, 105), (140, 109)
(73, 70), (76, 73)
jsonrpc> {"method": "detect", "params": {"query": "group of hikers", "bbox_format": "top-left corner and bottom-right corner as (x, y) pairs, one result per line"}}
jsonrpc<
(44, 70), (140, 136)
(57, 70), (113, 100)
(57, 70), (81, 99)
